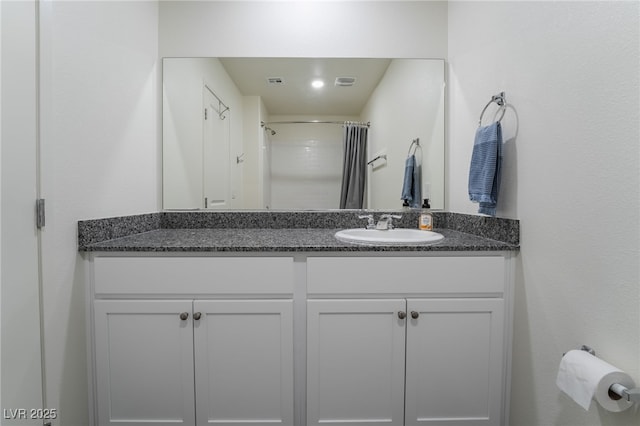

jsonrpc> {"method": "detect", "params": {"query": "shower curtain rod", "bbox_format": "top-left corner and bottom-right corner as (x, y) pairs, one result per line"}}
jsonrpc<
(261, 120), (370, 127)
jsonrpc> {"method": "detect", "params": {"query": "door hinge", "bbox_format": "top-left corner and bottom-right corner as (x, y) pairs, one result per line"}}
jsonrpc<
(36, 198), (45, 229)
(204, 108), (208, 120)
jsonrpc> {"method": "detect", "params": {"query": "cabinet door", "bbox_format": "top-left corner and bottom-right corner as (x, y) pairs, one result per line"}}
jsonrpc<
(193, 300), (294, 426)
(307, 299), (407, 426)
(93, 300), (195, 426)
(405, 299), (504, 426)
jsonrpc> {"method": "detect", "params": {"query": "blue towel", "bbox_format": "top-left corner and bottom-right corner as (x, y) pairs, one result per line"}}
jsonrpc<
(401, 154), (421, 208)
(468, 122), (503, 216)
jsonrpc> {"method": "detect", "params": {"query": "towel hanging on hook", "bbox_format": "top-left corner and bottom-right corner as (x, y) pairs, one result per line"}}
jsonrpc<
(402, 138), (422, 208)
(478, 92), (506, 127)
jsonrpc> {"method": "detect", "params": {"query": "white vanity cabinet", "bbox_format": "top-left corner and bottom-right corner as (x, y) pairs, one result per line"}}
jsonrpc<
(306, 255), (511, 426)
(306, 299), (408, 424)
(94, 299), (197, 425)
(87, 252), (513, 426)
(403, 298), (504, 425)
(88, 256), (295, 426)
(193, 299), (293, 426)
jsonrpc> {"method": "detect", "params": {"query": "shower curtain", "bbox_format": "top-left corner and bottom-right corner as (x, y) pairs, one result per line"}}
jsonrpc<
(339, 124), (368, 209)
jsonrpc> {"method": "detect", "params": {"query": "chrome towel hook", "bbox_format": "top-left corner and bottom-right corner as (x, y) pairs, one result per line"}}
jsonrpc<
(478, 91), (506, 126)
(407, 138), (420, 157)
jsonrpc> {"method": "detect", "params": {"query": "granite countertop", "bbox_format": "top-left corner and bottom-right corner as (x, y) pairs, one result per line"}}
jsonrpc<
(81, 227), (517, 252)
(78, 211), (519, 253)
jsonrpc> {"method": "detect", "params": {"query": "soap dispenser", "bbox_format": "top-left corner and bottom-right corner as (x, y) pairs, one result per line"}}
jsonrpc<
(419, 199), (433, 231)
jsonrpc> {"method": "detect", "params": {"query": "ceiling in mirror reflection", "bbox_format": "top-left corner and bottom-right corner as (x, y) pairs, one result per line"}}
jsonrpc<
(218, 58), (392, 115)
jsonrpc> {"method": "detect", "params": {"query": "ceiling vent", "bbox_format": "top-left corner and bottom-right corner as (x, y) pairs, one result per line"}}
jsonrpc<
(335, 77), (356, 87)
(266, 77), (285, 86)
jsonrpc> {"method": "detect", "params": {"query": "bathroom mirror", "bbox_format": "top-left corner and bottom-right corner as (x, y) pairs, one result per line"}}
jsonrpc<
(162, 57), (445, 210)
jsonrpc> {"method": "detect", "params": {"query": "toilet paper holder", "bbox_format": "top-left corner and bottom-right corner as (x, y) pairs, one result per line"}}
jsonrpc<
(609, 383), (640, 402)
(566, 345), (640, 403)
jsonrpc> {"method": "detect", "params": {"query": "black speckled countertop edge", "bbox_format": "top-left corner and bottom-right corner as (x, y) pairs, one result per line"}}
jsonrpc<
(78, 210), (519, 253)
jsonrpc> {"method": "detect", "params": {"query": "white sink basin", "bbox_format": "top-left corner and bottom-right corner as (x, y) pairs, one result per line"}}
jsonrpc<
(335, 228), (444, 246)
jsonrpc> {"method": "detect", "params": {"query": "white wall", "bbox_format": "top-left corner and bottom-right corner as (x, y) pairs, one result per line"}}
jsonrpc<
(158, 0), (448, 58)
(242, 95), (284, 209)
(448, 1), (639, 424)
(260, 99), (271, 209)
(362, 59), (445, 210)
(38, 1), (159, 424)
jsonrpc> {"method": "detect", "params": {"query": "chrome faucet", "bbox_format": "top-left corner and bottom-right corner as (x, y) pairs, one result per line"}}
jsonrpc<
(376, 214), (402, 230)
(358, 214), (376, 229)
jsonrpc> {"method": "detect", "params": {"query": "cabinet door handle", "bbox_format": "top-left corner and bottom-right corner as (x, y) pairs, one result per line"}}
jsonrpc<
(179, 312), (189, 321)
(398, 311), (407, 319)
(193, 312), (202, 321)
(410, 311), (420, 319)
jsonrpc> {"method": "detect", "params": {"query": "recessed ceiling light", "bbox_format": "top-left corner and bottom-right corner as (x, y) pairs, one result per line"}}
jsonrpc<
(311, 79), (325, 89)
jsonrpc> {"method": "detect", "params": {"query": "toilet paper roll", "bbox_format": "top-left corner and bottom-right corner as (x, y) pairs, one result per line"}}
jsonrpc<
(556, 349), (635, 412)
